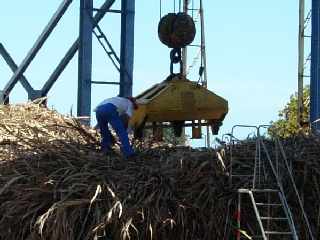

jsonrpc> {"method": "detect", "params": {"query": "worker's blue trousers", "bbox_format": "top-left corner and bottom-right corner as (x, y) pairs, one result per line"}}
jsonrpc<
(95, 103), (134, 157)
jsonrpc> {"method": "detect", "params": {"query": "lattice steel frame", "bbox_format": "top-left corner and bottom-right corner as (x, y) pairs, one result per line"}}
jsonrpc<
(0, 0), (135, 122)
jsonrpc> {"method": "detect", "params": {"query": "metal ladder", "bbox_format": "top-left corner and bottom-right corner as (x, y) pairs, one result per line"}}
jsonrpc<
(227, 125), (314, 239)
(92, 21), (121, 72)
(237, 189), (298, 239)
(86, 11), (132, 86)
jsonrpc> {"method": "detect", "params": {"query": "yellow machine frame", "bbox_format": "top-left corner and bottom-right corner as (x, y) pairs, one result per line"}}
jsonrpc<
(129, 75), (228, 137)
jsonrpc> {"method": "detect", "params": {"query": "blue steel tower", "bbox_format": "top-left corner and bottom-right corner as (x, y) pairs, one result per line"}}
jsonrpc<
(311, 0), (320, 130)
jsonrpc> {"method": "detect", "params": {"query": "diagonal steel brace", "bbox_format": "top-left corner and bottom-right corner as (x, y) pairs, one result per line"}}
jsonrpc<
(0, 43), (35, 96)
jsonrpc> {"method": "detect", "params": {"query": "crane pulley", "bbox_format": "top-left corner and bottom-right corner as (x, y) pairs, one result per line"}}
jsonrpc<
(158, 12), (196, 75)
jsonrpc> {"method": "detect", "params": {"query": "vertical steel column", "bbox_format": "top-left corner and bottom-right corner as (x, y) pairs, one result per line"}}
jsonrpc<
(78, 0), (93, 122)
(199, 0), (210, 148)
(119, 0), (135, 97)
(182, 0), (189, 76)
(311, 0), (320, 130)
(298, 0), (305, 126)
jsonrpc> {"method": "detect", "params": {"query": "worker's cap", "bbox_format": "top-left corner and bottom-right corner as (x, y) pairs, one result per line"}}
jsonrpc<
(126, 96), (138, 110)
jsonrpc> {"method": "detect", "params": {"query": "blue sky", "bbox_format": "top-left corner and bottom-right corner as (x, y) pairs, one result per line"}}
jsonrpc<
(0, 0), (310, 145)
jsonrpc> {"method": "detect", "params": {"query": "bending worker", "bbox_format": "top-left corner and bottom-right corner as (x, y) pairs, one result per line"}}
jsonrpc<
(95, 96), (138, 158)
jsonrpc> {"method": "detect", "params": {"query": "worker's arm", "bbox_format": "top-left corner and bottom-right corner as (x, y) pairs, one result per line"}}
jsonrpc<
(122, 102), (134, 132)
(121, 113), (135, 135)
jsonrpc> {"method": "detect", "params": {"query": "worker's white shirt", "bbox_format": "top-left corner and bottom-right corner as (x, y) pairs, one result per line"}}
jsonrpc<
(95, 97), (133, 117)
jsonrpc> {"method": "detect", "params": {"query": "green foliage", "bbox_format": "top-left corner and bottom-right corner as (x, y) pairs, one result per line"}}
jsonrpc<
(163, 127), (187, 145)
(269, 86), (310, 138)
(143, 127), (187, 145)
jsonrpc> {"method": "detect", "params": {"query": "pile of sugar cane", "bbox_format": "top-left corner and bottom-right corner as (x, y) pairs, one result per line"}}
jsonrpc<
(0, 102), (237, 240)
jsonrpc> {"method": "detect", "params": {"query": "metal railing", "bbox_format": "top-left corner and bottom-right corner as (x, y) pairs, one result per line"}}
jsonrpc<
(229, 125), (258, 188)
(259, 138), (298, 239)
(274, 137), (315, 240)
